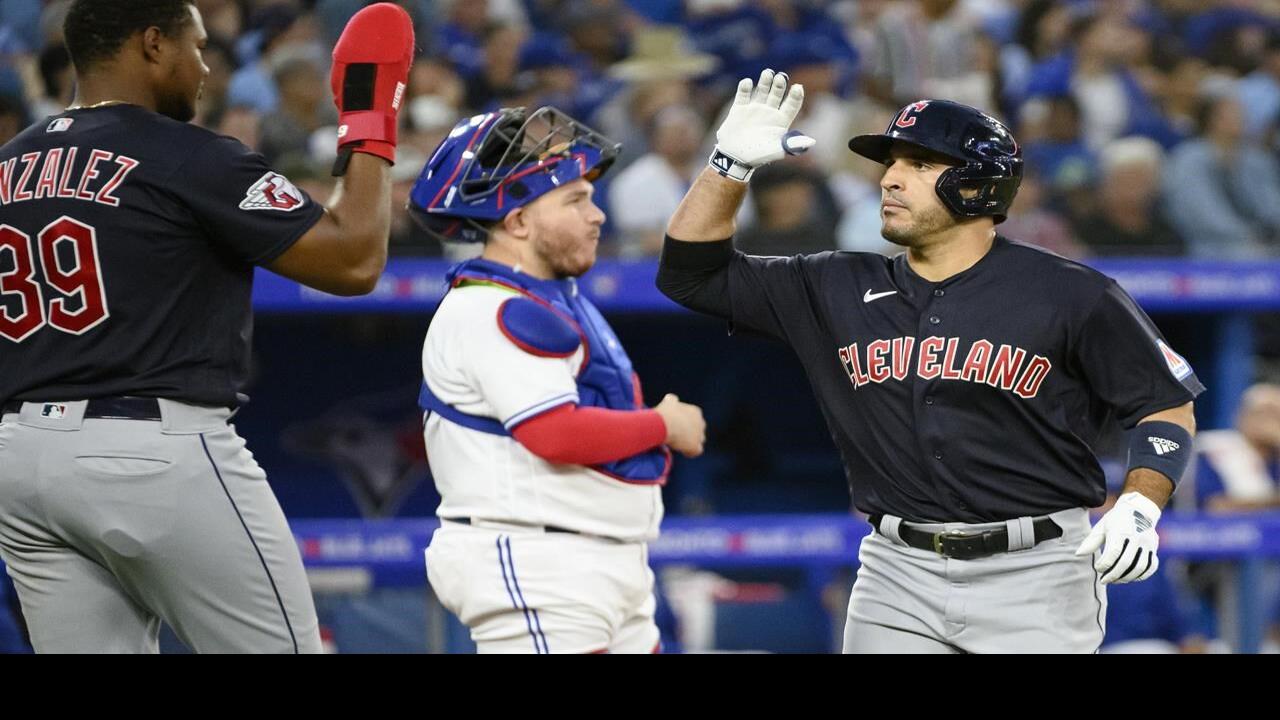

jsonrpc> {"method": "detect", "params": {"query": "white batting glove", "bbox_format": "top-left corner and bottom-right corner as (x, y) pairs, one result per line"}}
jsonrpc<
(709, 68), (815, 182)
(1074, 492), (1162, 584)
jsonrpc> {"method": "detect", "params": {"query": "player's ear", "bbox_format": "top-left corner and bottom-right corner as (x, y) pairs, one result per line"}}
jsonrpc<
(140, 25), (167, 65)
(503, 206), (532, 241)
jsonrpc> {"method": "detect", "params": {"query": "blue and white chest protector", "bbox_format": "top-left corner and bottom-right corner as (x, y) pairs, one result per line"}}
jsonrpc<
(419, 259), (670, 485)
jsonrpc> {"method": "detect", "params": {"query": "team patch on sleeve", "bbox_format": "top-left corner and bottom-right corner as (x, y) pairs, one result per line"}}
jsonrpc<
(239, 171), (307, 212)
(1157, 339), (1193, 380)
(497, 297), (581, 358)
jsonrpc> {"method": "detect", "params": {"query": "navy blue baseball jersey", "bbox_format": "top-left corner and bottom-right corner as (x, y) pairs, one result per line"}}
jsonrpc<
(0, 104), (323, 407)
(659, 235), (1205, 522)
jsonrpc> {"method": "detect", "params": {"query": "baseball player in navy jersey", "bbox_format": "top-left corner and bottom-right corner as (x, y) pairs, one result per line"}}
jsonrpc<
(0, 0), (414, 652)
(657, 70), (1204, 653)
(408, 107), (706, 653)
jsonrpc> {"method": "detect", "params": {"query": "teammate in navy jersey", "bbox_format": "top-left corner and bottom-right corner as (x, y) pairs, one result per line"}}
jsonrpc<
(658, 71), (1204, 653)
(0, 1), (414, 652)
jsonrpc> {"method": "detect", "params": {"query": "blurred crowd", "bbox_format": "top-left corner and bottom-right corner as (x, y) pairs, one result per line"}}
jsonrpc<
(8, 0), (1280, 261)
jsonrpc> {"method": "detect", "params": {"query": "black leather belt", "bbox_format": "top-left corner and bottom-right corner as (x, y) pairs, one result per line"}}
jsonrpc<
(442, 517), (582, 535)
(1, 396), (162, 421)
(868, 513), (1063, 560)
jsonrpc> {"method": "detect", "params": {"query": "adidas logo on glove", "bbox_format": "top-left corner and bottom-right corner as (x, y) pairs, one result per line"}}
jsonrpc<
(1133, 511), (1153, 533)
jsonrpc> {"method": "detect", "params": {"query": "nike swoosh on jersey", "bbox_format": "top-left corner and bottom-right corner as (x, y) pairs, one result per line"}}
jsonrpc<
(863, 289), (897, 303)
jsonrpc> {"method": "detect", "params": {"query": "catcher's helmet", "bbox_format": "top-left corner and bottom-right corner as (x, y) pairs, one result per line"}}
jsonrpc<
(409, 106), (620, 242)
(848, 99), (1022, 223)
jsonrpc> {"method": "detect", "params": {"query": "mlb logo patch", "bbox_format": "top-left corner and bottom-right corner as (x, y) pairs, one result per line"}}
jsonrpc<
(1157, 339), (1193, 380)
(41, 403), (68, 419)
(46, 118), (74, 133)
(239, 171), (307, 212)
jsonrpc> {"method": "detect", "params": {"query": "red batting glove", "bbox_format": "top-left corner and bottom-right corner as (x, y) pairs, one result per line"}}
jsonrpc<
(330, 2), (415, 175)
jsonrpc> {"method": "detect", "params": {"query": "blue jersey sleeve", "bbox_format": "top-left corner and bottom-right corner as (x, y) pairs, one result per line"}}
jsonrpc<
(167, 136), (325, 265)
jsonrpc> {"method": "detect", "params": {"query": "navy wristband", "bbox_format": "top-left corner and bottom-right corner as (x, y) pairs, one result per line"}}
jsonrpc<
(1127, 420), (1194, 487)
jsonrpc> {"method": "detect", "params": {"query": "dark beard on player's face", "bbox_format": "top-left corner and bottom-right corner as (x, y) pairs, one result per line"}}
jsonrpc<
(882, 204), (953, 246)
(157, 94), (196, 122)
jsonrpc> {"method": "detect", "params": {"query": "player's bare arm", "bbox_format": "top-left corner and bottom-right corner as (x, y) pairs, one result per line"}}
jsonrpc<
(267, 3), (413, 296)
(268, 152), (393, 295)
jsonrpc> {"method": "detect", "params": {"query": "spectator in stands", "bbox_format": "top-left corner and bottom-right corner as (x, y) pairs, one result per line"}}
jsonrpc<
(463, 22), (527, 112)
(598, 26), (716, 170)
(31, 42), (73, 119)
(0, 93), (26, 146)
(1073, 136), (1185, 257)
(1195, 383), (1280, 513)
(609, 104), (706, 257)
(862, 0), (992, 111)
(0, 0), (41, 53)
(999, 170), (1086, 260)
(1022, 94), (1096, 196)
(1164, 93), (1280, 259)
(258, 49), (333, 166)
(517, 33), (581, 118)
(437, 0), (490, 81)
(563, 0), (628, 74)
(1161, 56), (1213, 142)
(736, 162), (840, 257)
(199, 0), (246, 41)
(1236, 31), (1280, 145)
(1002, 0), (1075, 109)
(769, 32), (856, 177)
(1025, 11), (1170, 151)
(1198, 8), (1273, 78)
(227, 3), (321, 114)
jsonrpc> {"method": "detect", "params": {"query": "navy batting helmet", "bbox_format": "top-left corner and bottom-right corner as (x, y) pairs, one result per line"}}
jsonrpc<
(848, 99), (1022, 223)
(409, 106), (620, 242)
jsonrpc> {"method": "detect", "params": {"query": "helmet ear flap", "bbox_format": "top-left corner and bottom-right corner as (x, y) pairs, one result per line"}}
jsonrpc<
(934, 163), (1020, 223)
(934, 166), (967, 217)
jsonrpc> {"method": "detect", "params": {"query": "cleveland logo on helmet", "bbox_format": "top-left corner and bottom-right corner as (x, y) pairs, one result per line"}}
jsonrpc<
(848, 99), (1023, 223)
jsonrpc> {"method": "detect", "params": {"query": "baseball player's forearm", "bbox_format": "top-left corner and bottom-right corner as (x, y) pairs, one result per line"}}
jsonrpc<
(267, 153), (392, 295)
(511, 404), (667, 466)
(1120, 468), (1175, 509)
(665, 167), (749, 242)
(1125, 402), (1197, 507)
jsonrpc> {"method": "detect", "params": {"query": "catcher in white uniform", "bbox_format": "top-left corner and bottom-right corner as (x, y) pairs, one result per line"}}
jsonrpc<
(408, 107), (706, 653)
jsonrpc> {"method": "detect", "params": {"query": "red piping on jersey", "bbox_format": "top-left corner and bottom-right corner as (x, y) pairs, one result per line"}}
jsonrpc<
(496, 298), (578, 358)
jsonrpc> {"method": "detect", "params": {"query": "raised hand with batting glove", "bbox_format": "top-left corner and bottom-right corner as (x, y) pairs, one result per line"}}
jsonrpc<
(1075, 491), (1163, 584)
(708, 68), (815, 182)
